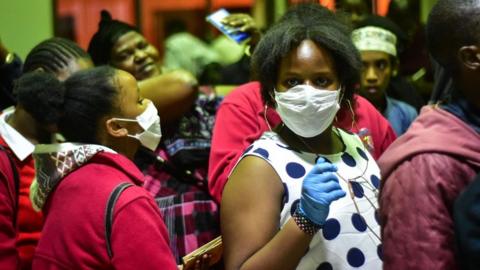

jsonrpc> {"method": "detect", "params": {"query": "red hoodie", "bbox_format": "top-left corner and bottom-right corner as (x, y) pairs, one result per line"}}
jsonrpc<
(0, 147), (19, 269)
(378, 106), (480, 269)
(31, 144), (177, 270)
(0, 134), (42, 270)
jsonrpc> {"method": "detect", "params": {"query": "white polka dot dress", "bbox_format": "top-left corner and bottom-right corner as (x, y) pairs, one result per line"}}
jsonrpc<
(239, 129), (382, 269)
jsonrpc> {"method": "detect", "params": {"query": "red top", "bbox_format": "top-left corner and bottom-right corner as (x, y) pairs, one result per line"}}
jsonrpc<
(0, 145), (19, 270)
(0, 136), (42, 270)
(33, 151), (177, 270)
(208, 82), (396, 203)
(379, 107), (480, 269)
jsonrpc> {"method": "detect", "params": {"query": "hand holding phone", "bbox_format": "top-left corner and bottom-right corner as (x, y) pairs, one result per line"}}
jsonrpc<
(182, 236), (222, 270)
(206, 9), (251, 44)
(220, 13), (257, 33)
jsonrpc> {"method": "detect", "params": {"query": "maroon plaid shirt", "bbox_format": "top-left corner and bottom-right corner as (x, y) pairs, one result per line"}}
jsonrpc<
(143, 148), (220, 263)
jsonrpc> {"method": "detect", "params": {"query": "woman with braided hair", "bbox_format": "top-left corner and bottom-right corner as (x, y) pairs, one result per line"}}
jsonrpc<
(0, 37), (93, 270)
(16, 66), (177, 269)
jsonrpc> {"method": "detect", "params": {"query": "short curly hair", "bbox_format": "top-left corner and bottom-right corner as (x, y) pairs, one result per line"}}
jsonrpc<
(427, 0), (480, 70)
(251, 3), (361, 107)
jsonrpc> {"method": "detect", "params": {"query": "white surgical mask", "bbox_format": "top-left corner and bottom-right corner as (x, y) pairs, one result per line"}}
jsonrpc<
(113, 102), (162, 151)
(275, 84), (341, 138)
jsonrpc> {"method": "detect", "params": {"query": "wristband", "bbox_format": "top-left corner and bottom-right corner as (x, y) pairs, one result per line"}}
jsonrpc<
(292, 205), (322, 235)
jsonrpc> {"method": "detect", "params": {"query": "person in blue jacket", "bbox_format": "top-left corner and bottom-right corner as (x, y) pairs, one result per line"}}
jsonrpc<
(352, 18), (418, 136)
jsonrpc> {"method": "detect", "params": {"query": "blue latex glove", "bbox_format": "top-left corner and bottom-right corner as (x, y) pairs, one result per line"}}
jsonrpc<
(298, 158), (346, 225)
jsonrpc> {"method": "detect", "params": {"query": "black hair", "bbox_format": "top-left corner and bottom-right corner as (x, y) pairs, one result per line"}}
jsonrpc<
(88, 10), (138, 66)
(165, 19), (187, 37)
(356, 15), (408, 55)
(336, 0), (372, 10)
(13, 72), (64, 125)
(13, 66), (119, 143)
(23, 37), (90, 74)
(252, 3), (361, 107)
(426, 0), (480, 70)
(387, 0), (420, 33)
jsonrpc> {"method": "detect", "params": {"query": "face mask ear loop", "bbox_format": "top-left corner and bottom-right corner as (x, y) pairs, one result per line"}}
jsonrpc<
(264, 104), (273, 131)
(111, 117), (137, 123)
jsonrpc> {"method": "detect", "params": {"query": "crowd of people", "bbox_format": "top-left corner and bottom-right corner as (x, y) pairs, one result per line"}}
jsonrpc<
(0, 0), (479, 269)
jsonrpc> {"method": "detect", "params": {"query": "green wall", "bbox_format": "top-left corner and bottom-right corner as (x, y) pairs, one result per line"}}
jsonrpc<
(0, 0), (53, 60)
(421, 0), (437, 24)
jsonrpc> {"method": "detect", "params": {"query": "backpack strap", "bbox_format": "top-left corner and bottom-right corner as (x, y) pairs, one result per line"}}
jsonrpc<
(105, 182), (133, 258)
(0, 145), (19, 225)
(137, 148), (209, 192)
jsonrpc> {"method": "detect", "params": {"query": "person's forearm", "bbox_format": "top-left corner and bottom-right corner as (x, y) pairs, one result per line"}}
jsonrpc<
(230, 220), (312, 270)
(138, 70), (198, 125)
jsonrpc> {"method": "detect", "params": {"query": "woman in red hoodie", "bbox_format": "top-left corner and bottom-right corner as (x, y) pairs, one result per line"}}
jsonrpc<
(0, 146), (18, 269)
(15, 67), (177, 269)
(0, 37), (94, 270)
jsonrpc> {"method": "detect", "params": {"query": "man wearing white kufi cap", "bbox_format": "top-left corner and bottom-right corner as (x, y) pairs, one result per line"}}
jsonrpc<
(352, 24), (418, 135)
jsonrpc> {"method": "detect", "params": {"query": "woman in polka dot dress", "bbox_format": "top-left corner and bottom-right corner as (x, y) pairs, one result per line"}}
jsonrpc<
(221, 4), (382, 270)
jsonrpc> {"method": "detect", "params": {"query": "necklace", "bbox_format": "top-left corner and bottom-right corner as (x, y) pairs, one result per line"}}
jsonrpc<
(294, 127), (381, 242)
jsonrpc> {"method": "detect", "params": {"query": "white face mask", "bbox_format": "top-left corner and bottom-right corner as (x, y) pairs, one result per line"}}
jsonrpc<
(113, 102), (162, 151)
(275, 84), (341, 138)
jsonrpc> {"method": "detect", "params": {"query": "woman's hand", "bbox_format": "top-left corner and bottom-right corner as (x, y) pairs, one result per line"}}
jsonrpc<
(138, 69), (198, 125)
(179, 254), (212, 270)
(299, 158), (346, 225)
(221, 13), (261, 49)
(221, 13), (257, 34)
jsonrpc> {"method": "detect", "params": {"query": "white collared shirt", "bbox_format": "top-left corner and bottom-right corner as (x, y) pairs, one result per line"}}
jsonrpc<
(0, 107), (35, 161)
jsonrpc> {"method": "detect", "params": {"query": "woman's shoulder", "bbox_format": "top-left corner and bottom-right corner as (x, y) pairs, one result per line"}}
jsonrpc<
(63, 151), (145, 193)
(239, 131), (314, 180)
(243, 131), (297, 159)
(61, 156), (154, 215)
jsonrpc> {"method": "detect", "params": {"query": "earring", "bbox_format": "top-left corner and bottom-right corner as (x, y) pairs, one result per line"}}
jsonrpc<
(269, 92), (275, 104)
(347, 99), (357, 131)
(339, 87), (345, 103)
(334, 87), (344, 125)
(264, 105), (273, 131)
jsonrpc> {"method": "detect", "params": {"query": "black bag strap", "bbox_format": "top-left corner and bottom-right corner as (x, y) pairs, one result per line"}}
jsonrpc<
(105, 182), (133, 258)
(154, 156), (209, 190)
(138, 148), (209, 191)
(0, 145), (19, 225)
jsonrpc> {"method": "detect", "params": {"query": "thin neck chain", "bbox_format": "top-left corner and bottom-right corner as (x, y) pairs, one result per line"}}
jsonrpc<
(295, 128), (381, 242)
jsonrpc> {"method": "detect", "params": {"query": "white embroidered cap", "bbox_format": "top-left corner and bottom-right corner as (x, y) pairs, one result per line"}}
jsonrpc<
(352, 26), (397, 56)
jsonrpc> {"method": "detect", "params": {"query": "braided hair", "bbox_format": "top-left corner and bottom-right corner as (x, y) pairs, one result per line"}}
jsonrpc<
(14, 67), (119, 142)
(23, 37), (90, 74)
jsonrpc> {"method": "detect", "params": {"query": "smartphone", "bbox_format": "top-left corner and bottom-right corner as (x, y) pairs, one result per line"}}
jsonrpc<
(206, 9), (251, 44)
